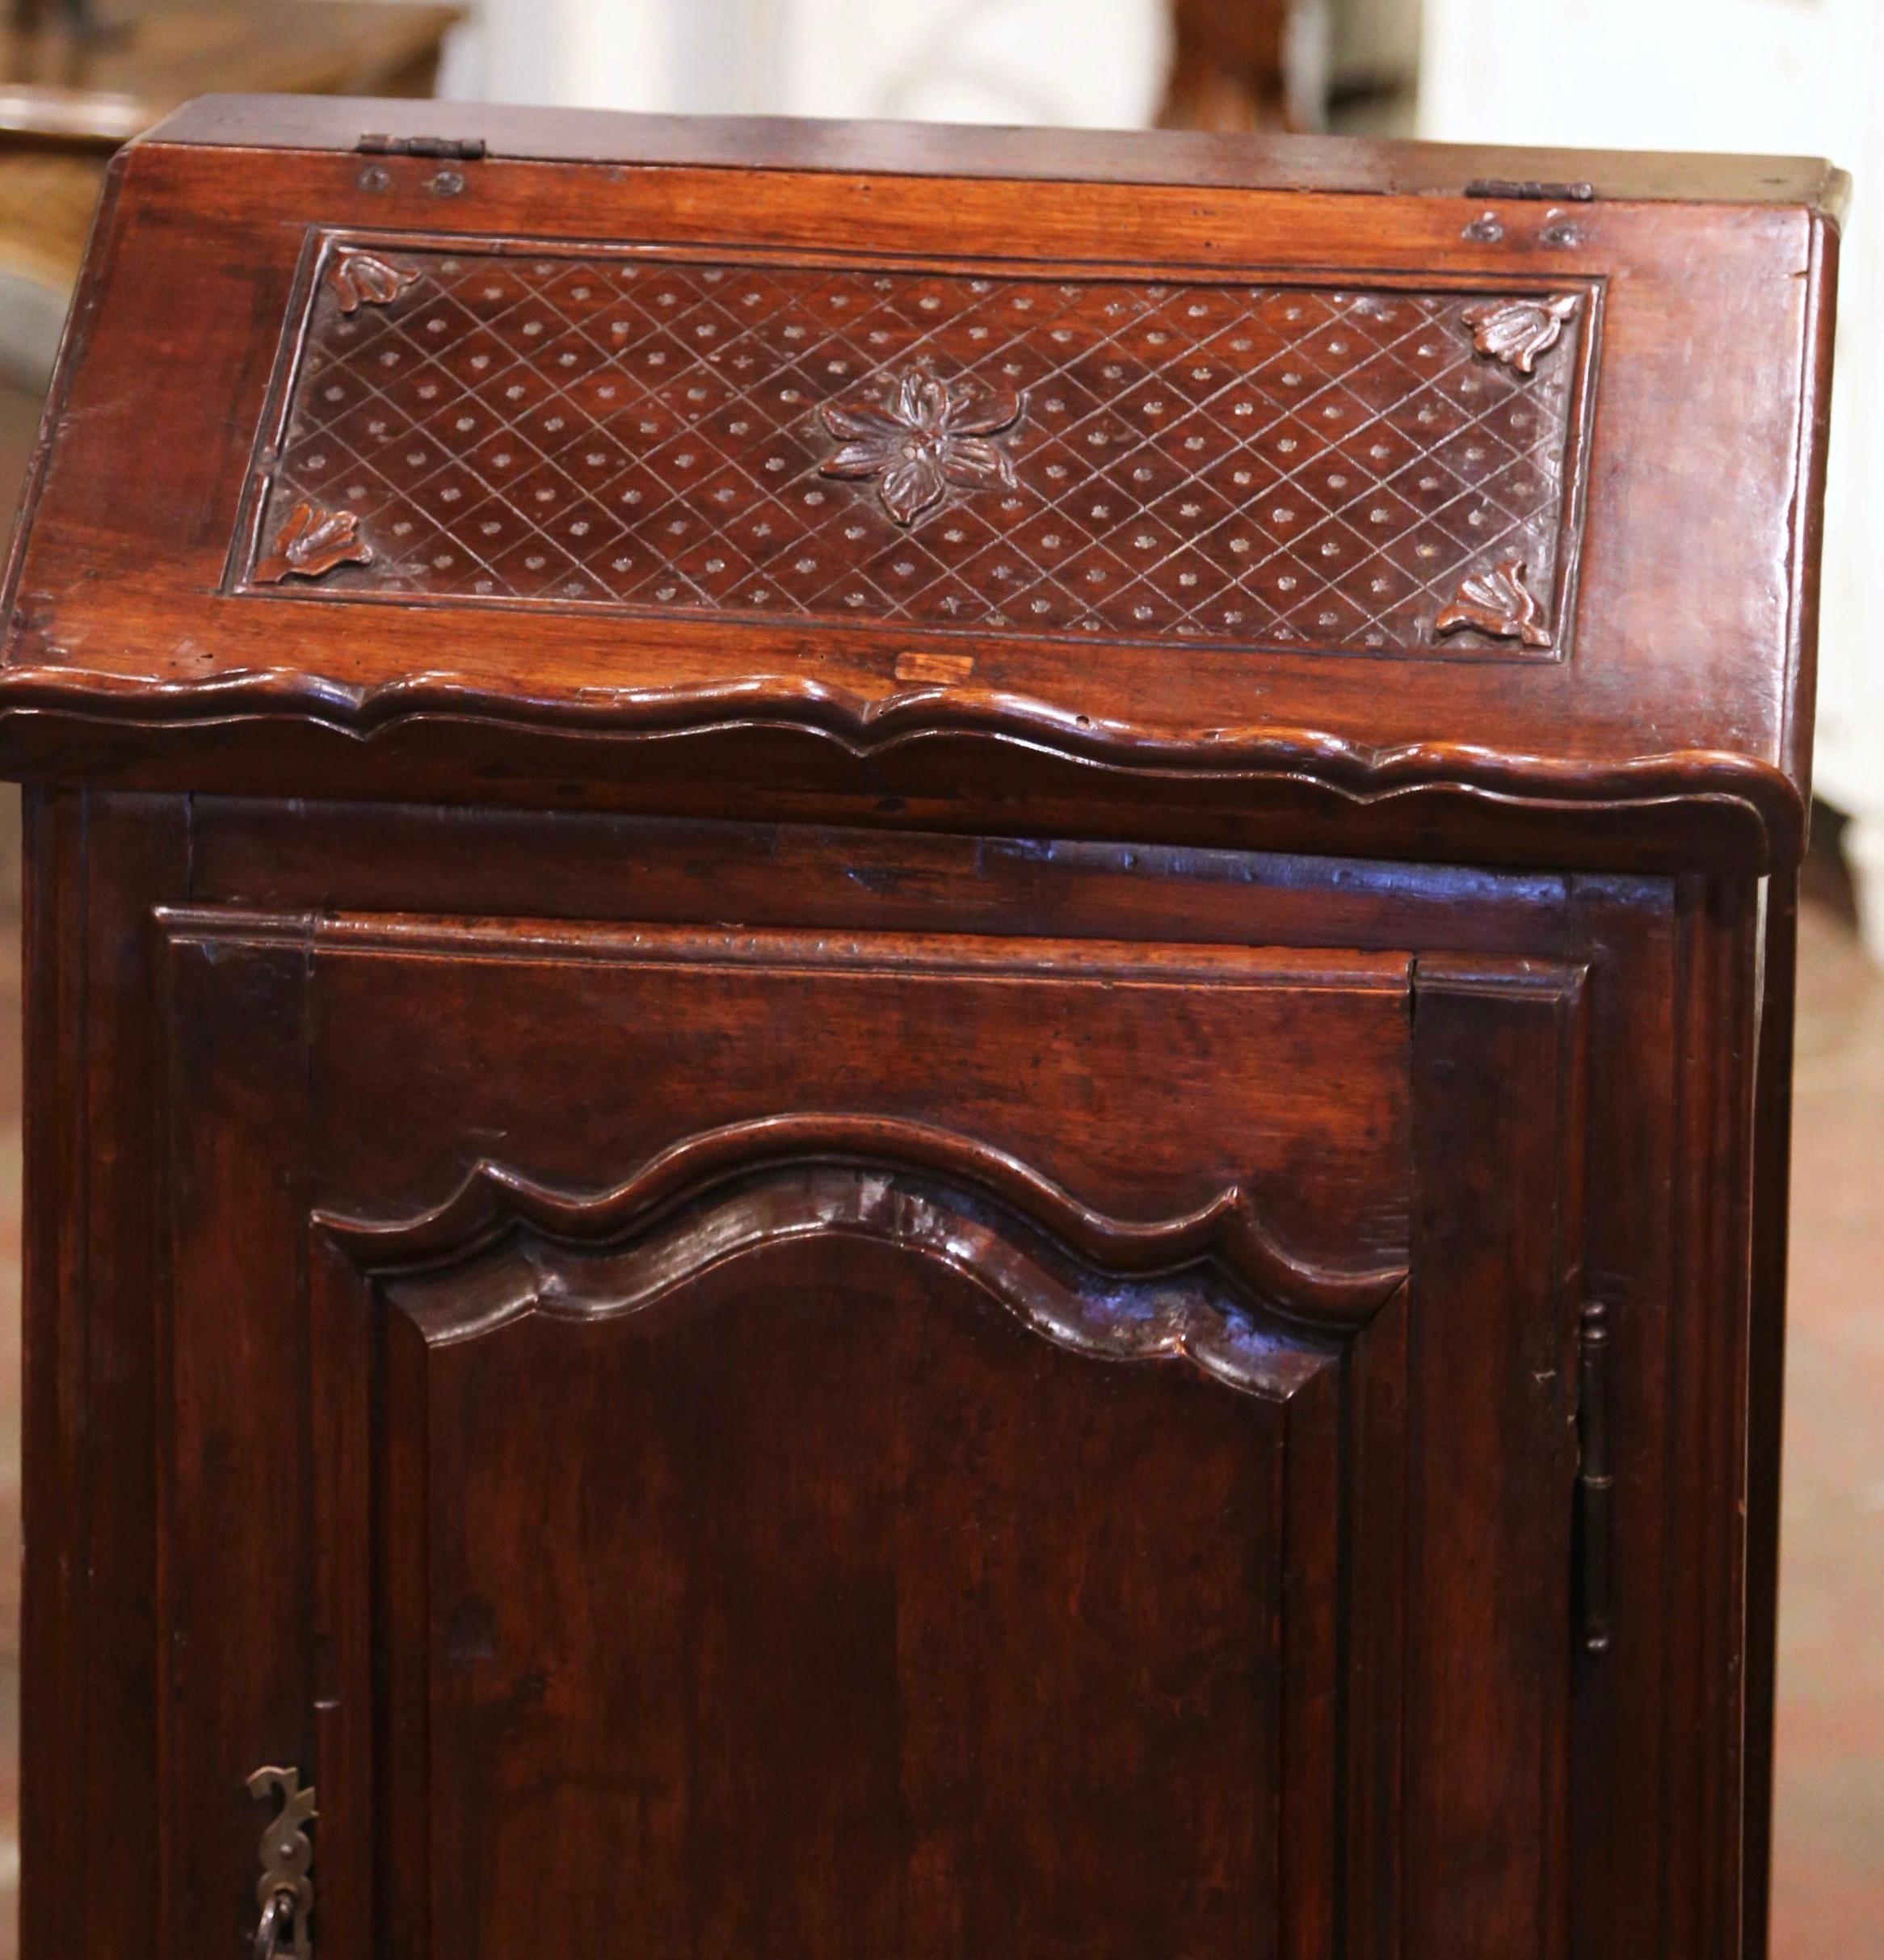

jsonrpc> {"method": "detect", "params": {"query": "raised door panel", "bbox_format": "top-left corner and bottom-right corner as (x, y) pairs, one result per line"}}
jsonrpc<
(157, 911), (1585, 1960)
(357, 1226), (1385, 1960)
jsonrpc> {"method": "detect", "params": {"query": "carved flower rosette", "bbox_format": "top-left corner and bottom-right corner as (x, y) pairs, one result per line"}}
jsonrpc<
(821, 366), (1024, 527)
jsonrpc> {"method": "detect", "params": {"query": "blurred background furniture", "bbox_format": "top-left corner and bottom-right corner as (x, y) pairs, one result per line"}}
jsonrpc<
(0, 0), (460, 385)
(1151, 0), (1412, 134)
(1157, 0), (1310, 129)
(436, 0), (1419, 137)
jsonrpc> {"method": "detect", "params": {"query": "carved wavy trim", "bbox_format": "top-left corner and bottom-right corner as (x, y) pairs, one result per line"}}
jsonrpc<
(317, 1115), (1407, 1343)
(381, 1168), (1371, 1401)
(0, 662), (1806, 869)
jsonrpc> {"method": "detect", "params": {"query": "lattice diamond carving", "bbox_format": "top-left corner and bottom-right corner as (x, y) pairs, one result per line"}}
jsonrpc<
(242, 240), (1592, 658)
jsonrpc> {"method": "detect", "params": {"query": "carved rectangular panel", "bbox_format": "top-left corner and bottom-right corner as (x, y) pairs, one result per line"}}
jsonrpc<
(364, 1234), (1386, 1960)
(233, 234), (1597, 661)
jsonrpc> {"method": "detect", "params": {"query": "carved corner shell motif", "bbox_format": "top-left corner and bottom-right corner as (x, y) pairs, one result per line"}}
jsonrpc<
(1461, 293), (1580, 374)
(330, 250), (418, 314)
(255, 502), (374, 584)
(1433, 557), (1553, 650)
(821, 365), (1024, 526)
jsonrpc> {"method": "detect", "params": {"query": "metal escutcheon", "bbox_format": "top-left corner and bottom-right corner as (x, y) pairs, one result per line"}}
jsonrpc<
(246, 1766), (316, 1959)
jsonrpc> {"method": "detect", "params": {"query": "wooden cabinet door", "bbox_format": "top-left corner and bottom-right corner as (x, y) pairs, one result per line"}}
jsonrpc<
(159, 913), (1588, 1960)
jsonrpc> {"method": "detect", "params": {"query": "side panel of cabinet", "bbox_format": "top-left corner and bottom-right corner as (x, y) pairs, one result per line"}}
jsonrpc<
(19, 792), (191, 1960)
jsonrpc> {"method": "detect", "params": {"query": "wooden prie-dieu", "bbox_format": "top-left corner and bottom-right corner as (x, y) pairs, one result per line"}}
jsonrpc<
(0, 95), (1844, 1960)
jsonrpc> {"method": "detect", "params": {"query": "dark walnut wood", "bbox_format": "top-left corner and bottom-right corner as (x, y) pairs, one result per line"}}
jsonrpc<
(5, 102), (1838, 1960)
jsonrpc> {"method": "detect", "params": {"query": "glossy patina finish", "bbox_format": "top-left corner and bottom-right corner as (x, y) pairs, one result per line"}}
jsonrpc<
(0, 99), (1840, 1960)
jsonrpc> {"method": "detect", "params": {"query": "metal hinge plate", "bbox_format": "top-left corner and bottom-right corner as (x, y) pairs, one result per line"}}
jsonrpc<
(356, 133), (488, 162)
(1464, 177), (1596, 203)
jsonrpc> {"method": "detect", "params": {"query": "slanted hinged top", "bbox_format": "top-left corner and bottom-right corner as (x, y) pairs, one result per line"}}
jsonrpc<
(0, 95), (1843, 870)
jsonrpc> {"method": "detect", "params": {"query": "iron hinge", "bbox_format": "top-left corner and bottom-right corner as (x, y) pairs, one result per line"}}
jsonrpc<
(1575, 1301), (1614, 1654)
(356, 133), (488, 162)
(1464, 177), (1596, 203)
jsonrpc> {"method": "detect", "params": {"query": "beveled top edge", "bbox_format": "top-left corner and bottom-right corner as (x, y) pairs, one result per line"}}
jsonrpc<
(133, 94), (1851, 219)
